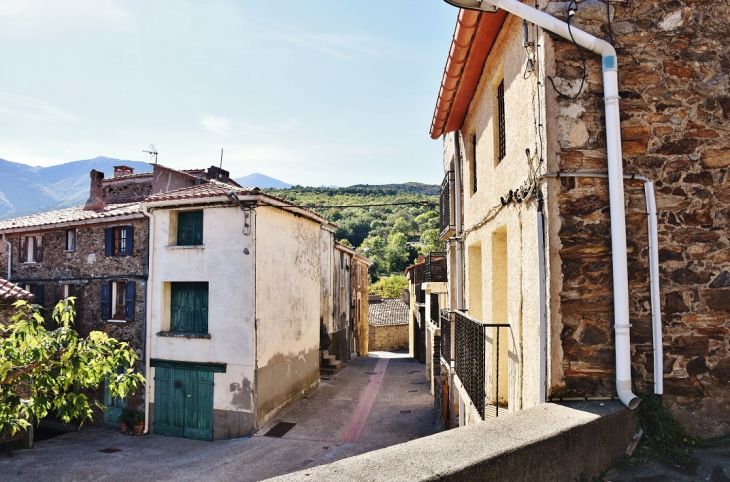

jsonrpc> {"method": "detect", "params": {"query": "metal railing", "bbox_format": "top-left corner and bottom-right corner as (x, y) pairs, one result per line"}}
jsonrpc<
(440, 171), (455, 237)
(430, 295), (440, 327)
(425, 251), (447, 283)
(414, 282), (426, 305)
(454, 310), (510, 420)
(440, 309), (453, 364)
(412, 263), (425, 285)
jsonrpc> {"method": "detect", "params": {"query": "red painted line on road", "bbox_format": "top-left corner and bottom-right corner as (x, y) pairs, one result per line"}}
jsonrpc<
(339, 358), (388, 444)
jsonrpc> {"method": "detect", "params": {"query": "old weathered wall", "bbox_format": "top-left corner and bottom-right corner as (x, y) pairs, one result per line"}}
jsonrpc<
(369, 324), (408, 352)
(102, 178), (152, 203)
(255, 206), (322, 426)
(352, 258), (370, 356)
(543, 0), (730, 434)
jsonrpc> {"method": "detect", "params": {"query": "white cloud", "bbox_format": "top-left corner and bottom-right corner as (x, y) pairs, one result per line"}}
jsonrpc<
(197, 112), (299, 136)
(0, 0), (133, 38)
(0, 91), (78, 124)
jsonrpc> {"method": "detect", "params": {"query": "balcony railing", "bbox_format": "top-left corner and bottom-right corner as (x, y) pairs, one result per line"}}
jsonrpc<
(454, 310), (510, 420)
(414, 282), (426, 305)
(440, 171), (455, 239)
(425, 251), (447, 283)
(412, 263), (425, 285)
(440, 309), (453, 364)
(430, 295), (440, 327)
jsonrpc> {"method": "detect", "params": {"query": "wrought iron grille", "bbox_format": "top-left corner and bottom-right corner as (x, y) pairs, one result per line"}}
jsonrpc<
(414, 282), (426, 305)
(440, 309), (453, 363)
(425, 252), (447, 283)
(439, 171), (454, 236)
(454, 310), (510, 420)
(412, 264), (425, 285)
(498, 80), (506, 162)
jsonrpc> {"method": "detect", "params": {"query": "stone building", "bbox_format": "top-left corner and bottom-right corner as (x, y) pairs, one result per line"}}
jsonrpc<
(0, 278), (34, 326)
(431, 1), (729, 435)
(368, 296), (409, 352)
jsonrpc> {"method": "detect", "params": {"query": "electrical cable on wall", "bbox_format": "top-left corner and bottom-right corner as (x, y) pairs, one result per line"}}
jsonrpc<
(546, 0), (588, 100)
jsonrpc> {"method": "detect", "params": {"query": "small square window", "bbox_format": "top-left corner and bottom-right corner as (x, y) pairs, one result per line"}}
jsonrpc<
(105, 226), (133, 256)
(65, 229), (77, 251)
(20, 235), (42, 263)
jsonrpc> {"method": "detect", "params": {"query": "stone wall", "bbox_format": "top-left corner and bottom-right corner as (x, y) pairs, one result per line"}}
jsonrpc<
(368, 324), (408, 352)
(545, 0), (729, 435)
(352, 258), (370, 356)
(102, 179), (152, 203)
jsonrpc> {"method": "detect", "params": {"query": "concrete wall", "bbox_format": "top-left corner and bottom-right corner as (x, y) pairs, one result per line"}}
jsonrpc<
(148, 204), (256, 437)
(369, 324), (408, 352)
(254, 206), (323, 427)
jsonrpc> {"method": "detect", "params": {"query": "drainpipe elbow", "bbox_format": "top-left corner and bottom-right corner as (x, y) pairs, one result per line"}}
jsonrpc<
(617, 384), (640, 409)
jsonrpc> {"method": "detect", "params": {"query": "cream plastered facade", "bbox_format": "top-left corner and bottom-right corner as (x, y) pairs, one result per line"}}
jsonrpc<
(147, 201), (333, 438)
(442, 14), (556, 422)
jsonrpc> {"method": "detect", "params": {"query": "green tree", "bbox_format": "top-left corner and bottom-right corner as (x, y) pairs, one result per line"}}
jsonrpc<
(415, 211), (439, 231)
(369, 274), (408, 299)
(0, 299), (145, 434)
(385, 231), (410, 273)
(420, 228), (443, 255)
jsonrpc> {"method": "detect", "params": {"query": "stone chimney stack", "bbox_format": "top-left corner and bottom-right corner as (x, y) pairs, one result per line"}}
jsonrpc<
(84, 170), (107, 211)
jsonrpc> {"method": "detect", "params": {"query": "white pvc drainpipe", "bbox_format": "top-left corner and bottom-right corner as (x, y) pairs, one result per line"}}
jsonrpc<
(141, 205), (154, 434)
(536, 198), (547, 404)
(444, 0), (640, 409)
(540, 172), (663, 397)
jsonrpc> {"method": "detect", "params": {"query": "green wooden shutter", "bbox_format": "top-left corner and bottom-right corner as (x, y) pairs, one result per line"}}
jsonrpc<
(170, 282), (208, 333)
(153, 367), (184, 438)
(153, 367), (213, 441)
(183, 370), (214, 441)
(177, 211), (203, 246)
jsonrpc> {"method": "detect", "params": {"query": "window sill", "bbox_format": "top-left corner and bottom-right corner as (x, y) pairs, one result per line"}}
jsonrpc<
(106, 319), (127, 323)
(156, 331), (211, 339)
(64, 249), (76, 253)
(164, 244), (206, 250)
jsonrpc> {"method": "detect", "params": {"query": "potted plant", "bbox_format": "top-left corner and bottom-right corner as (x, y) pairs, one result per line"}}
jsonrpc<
(131, 412), (145, 435)
(118, 409), (133, 434)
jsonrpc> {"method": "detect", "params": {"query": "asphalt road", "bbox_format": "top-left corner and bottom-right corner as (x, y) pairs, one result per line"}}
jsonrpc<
(0, 352), (442, 482)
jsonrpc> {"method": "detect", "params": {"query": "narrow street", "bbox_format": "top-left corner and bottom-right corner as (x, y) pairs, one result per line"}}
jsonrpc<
(1, 352), (442, 481)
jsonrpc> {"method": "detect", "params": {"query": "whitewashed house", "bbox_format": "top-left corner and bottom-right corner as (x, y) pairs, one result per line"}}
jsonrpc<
(142, 181), (338, 440)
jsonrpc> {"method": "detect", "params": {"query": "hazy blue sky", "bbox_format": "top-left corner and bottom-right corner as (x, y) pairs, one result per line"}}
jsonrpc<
(0, 1), (457, 186)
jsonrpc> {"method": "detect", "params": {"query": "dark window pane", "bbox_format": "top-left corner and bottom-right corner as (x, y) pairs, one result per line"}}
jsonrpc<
(170, 282), (208, 333)
(177, 211), (204, 246)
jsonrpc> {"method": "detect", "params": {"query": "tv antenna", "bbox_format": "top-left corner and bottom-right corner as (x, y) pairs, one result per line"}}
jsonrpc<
(143, 144), (158, 164)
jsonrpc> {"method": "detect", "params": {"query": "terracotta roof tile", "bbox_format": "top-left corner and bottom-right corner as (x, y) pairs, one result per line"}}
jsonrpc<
(0, 278), (34, 301)
(0, 202), (144, 231)
(145, 182), (260, 203)
(368, 298), (409, 327)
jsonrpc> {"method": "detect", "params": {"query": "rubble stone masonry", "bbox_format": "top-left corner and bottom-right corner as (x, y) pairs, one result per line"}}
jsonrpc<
(547, 0), (729, 435)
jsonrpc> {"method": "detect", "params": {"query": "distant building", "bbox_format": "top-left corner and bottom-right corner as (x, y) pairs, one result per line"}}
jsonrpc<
(368, 296), (409, 352)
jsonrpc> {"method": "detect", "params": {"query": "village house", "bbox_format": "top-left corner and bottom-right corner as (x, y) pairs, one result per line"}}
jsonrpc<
(431, 1), (729, 435)
(367, 296), (409, 352)
(141, 181), (369, 440)
(0, 163), (244, 427)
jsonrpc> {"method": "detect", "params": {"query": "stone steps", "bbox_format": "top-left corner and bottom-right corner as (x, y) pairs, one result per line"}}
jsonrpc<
(320, 350), (344, 376)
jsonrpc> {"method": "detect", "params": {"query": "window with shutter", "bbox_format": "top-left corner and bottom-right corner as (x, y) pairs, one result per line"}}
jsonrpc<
(170, 282), (209, 333)
(101, 282), (111, 320)
(106, 226), (134, 256)
(65, 229), (77, 251)
(20, 236), (41, 262)
(177, 211), (203, 246)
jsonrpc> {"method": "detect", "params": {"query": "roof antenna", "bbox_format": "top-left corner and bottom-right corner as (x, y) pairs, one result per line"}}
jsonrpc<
(219, 148), (224, 178)
(143, 144), (158, 164)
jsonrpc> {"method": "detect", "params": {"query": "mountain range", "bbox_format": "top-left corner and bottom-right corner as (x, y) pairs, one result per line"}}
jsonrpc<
(0, 157), (432, 220)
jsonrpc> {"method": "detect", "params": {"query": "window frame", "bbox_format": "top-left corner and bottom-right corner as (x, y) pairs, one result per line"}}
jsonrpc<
(176, 210), (204, 246)
(19, 235), (42, 263)
(101, 280), (136, 322)
(169, 282), (209, 334)
(105, 226), (134, 257)
(65, 229), (77, 251)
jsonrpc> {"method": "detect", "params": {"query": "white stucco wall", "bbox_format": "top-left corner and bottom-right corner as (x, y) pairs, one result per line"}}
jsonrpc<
(443, 15), (549, 417)
(147, 204), (256, 414)
(255, 206), (323, 368)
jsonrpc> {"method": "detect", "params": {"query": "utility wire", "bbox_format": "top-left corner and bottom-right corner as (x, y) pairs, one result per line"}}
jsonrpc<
(303, 202), (434, 209)
(547, 0), (588, 100)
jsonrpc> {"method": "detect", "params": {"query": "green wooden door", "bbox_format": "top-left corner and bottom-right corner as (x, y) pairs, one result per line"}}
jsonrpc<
(154, 367), (214, 441)
(103, 371), (126, 427)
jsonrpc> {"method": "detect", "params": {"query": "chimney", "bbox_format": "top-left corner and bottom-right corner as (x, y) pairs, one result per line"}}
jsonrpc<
(84, 170), (107, 211)
(114, 165), (135, 177)
(206, 165), (230, 183)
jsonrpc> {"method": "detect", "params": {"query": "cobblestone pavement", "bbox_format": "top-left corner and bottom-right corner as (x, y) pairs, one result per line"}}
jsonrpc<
(0, 352), (442, 482)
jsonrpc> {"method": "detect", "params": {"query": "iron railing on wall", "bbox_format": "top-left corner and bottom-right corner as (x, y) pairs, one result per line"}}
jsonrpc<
(425, 251), (447, 283)
(440, 309), (453, 364)
(414, 282), (426, 305)
(440, 171), (455, 237)
(412, 263), (425, 285)
(454, 310), (510, 420)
